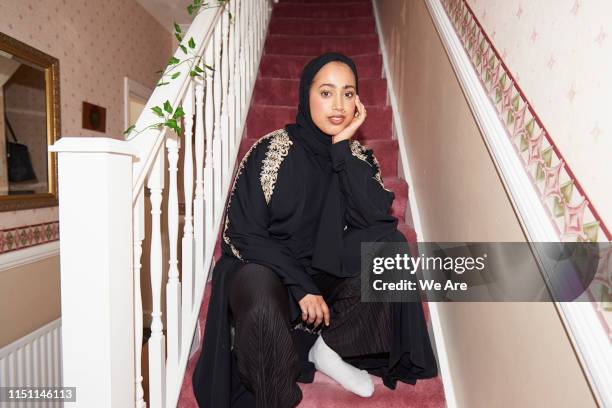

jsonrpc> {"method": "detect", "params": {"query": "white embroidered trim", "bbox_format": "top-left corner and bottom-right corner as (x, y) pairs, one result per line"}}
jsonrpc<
(222, 129), (291, 260)
(260, 131), (293, 204)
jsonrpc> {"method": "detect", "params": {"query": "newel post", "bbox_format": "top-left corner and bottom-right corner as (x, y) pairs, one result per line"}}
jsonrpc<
(49, 137), (137, 407)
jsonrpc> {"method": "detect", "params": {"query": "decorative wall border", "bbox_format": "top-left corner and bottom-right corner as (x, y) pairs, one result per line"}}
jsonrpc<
(442, 0), (611, 244)
(0, 221), (60, 254)
(428, 0), (612, 404)
(442, 0), (612, 318)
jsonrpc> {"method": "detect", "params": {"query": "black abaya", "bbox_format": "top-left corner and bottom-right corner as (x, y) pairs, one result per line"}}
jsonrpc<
(192, 53), (438, 408)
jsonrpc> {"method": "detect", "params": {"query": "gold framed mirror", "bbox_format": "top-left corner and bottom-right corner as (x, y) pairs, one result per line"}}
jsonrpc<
(0, 32), (59, 211)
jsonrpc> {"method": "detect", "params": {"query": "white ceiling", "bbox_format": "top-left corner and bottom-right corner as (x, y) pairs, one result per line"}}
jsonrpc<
(135, 0), (195, 33)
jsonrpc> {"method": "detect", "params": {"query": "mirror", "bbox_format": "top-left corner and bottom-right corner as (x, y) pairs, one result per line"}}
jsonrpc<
(0, 32), (59, 211)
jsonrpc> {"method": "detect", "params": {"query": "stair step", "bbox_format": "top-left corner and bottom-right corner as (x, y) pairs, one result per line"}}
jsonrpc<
(253, 77), (387, 106)
(273, 2), (373, 18)
(265, 34), (379, 56)
(297, 376), (446, 407)
(259, 54), (382, 79)
(246, 104), (392, 141)
(280, 0), (371, 3)
(269, 17), (375, 36)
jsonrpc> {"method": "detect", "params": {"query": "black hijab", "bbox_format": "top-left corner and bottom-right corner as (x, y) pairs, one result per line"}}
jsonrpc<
(286, 52), (360, 278)
(287, 52), (359, 161)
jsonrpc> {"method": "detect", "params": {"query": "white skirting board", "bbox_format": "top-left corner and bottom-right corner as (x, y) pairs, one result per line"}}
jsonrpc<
(0, 319), (63, 407)
(371, 1), (457, 407)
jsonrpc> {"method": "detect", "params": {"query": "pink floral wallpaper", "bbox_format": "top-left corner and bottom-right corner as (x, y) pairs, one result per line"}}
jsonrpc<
(449, 0), (612, 337)
(465, 0), (612, 234)
(0, 0), (173, 235)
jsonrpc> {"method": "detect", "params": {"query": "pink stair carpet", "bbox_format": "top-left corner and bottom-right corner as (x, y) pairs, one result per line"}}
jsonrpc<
(178, 0), (446, 406)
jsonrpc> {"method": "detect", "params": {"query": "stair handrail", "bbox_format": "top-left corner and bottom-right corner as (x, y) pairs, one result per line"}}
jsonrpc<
(49, 0), (273, 406)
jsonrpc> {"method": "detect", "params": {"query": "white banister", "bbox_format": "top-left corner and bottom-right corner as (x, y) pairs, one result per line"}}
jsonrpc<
(50, 1), (273, 406)
(147, 148), (166, 408)
(213, 20), (224, 219)
(181, 82), (195, 347)
(49, 138), (137, 407)
(133, 189), (146, 408)
(165, 134), (181, 401)
(203, 38), (215, 266)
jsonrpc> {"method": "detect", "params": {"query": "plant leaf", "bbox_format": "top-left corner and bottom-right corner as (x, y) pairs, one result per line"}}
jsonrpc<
(173, 106), (185, 119)
(174, 22), (182, 33)
(152, 106), (165, 117)
(168, 56), (180, 65)
(187, 4), (194, 15)
(194, 65), (204, 73)
(123, 125), (136, 135)
(156, 81), (170, 87)
(171, 72), (181, 79)
(175, 33), (183, 42)
(180, 45), (188, 54)
(188, 37), (196, 49)
(163, 100), (173, 114)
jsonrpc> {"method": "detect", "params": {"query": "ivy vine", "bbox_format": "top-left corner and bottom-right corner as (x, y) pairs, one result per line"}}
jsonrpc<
(124, 0), (230, 138)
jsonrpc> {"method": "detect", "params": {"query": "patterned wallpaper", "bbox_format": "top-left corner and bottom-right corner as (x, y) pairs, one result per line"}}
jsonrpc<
(465, 0), (612, 234)
(0, 0), (173, 235)
(447, 0), (612, 338)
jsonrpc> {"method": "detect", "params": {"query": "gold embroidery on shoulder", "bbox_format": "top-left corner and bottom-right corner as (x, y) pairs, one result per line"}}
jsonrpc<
(222, 129), (288, 260)
(260, 130), (292, 204)
(349, 140), (371, 166)
(349, 140), (391, 192)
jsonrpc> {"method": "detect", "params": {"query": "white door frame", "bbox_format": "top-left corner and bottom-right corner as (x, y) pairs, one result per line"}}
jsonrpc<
(123, 77), (153, 133)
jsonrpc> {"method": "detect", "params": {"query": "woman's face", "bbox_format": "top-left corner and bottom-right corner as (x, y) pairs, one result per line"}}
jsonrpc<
(309, 61), (357, 136)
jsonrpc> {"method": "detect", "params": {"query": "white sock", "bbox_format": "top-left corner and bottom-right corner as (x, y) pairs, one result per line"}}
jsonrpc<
(307, 335), (374, 397)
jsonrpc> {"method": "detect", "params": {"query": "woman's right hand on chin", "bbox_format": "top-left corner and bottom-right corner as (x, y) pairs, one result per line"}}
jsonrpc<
(299, 294), (330, 328)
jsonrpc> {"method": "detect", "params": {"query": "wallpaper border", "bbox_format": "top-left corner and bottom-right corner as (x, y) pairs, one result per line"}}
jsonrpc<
(442, 0), (611, 244)
(0, 221), (60, 254)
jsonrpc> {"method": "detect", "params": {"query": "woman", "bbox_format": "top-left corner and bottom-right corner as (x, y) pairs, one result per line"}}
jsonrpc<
(192, 53), (438, 408)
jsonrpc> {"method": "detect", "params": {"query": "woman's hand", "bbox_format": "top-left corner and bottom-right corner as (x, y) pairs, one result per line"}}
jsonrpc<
(299, 294), (330, 327)
(332, 95), (367, 144)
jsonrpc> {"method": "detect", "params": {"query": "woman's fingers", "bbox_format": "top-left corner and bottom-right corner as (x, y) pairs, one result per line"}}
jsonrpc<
(314, 307), (323, 327)
(321, 301), (330, 326)
(307, 304), (316, 324)
(300, 295), (331, 328)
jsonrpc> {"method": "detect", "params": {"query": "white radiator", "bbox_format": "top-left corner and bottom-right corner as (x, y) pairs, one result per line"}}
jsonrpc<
(0, 319), (62, 407)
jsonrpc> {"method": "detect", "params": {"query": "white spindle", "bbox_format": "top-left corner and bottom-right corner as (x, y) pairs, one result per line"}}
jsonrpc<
(204, 42), (216, 269)
(133, 188), (146, 408)
(239, 1), (247, 123)
(194, 75), (207, 293)
(148, 149), (166, 408)
(182, 82), (195, 337)
(246, 0), (253, 89)
(213, 21), (224, 224)
(227, 0), (237, 155)
(221, 9), (231, 191)
(165, 134), (181, 400)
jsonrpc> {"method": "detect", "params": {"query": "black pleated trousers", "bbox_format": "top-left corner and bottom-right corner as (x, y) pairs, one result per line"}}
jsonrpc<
(227, 262), (392, 408)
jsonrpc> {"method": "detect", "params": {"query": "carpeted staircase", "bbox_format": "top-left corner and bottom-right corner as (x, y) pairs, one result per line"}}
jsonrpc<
(178, 0), (446, 406)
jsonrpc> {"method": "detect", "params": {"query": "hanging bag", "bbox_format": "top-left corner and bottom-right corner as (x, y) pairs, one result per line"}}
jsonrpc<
(5, 114), (37, 182)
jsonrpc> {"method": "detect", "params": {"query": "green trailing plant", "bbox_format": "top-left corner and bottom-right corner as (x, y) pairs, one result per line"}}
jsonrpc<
(124, 0), (230, 138)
